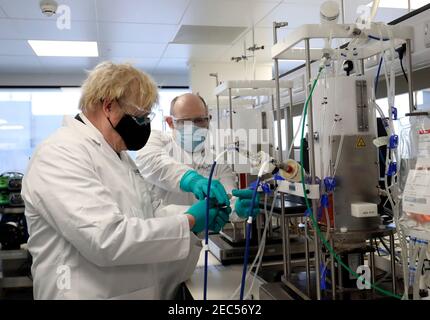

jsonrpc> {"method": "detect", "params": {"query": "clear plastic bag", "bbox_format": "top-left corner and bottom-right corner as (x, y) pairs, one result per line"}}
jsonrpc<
(398, 115), (430, 239)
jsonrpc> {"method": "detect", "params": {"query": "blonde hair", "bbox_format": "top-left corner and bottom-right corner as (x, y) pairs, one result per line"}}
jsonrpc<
(79, 61), (158, 113)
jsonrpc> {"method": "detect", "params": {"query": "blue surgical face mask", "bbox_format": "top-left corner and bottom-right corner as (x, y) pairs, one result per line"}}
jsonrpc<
(175, 124), (208, 153)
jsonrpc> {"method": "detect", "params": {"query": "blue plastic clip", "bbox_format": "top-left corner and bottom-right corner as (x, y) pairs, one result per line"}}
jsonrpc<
(273, 173), (285, 181)
(324, 177), (336, 192)
(391, 106), (398, 120)
(389, 135), (399, 149)
(249, 180), (271, 194)
(321, 194), (329, 208)
(387, 162), (397, 176)
(261, 183), (271, 194)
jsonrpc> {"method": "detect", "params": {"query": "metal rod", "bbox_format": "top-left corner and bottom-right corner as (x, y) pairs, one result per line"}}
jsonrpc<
(228, 88), (234, 171)
(330, 236), (336, 300)
(389, 233), (397, 293)
(360, 59), (365, 76)
(273, 22), (283, 163)
(280, 196), (288, 279)
(273, 21), (288, 283)
(305, 38), (321, 300)
(285, 214), (291, 276)
(287, 87), (294, 156)
(304, 230), (311, 296)
(340, 0), (345, 24)
(370, 248), (376, 295)
(338, 256), (343, 297)
(406, 39), (414, 113)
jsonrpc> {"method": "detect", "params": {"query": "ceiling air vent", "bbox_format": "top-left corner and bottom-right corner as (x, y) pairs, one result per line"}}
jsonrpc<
(172, 25), (247, 45)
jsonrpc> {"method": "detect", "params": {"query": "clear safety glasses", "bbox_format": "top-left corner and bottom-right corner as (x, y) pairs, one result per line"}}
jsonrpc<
(172, 115), (212, 128)
(116, 99), (156, 125)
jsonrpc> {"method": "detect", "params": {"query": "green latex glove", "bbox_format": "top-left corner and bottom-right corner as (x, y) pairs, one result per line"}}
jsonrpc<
(186, 200), (231, 233)
(209, 206), (232, 233)
(180, 170), (230, 206)
(232, 189), (261, 219)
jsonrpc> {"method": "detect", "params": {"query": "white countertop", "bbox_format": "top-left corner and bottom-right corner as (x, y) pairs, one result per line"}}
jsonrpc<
(185, 250), (264, 300)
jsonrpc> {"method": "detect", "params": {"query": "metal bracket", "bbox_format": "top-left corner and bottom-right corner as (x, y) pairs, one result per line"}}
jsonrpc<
(356, 80), (369, 132)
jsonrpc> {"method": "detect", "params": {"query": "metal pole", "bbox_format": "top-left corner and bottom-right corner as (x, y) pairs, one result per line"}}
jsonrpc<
(338, 256), (343, 298)
(389, 233), (397, 293)
(287, 88), (294, 157)
(285, 215), (291, 277)
(304, 234), (311, 296)
(370, 247), (376, 295)
(360, 59), (365, 76)
(280, 197), (288, 278)
(330, 236), (336, 300)
(273, 21), (289, 282)
(305, 38), (322, 300)
(406, 39), (414, 113)
(273, 23), (283, 164)
(228, 88), (234, 171)
(340, 0), (345, 24)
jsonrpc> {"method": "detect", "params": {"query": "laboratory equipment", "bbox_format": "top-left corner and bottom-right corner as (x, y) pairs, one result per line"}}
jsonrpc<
(270, 1), (415, 300)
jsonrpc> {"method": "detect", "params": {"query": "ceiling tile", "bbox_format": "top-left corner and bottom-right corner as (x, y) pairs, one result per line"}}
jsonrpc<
(182, 0), (279, 27)
(37, 57), (100, 73)
(97, 22), (178, 43)
(163, 44), (230, 61)
(0, 19), (98, 41)
(155, 58), (189, 74)
(0, 40), (35, 55)
(108, 57), (159, 73)
(0, 5), (6, 18)
(0, 0), (97, 20)
(98, 42), (167, 59)
(96, 0), (189, 24)
(0, 56), (42, 73)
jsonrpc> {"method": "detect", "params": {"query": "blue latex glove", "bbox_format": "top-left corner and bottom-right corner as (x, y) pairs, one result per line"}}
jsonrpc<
(180, 170), (230, 206)
(232, 189), (261, 219)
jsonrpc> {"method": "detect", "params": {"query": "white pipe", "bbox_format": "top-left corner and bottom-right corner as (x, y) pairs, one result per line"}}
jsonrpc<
(369, 0), (381, 23)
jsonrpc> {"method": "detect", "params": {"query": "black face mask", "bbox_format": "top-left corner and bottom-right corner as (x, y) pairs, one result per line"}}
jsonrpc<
(108, 114), (151, 151)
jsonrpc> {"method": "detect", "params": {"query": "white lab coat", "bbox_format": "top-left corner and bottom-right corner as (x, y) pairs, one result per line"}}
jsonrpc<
(21, 114), (201, 300)
(135, 130), (236, 207)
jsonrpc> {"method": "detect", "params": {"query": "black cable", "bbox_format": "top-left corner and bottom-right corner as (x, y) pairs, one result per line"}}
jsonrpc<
(396, 44), (409, 83)
(400, 58), (409, 83)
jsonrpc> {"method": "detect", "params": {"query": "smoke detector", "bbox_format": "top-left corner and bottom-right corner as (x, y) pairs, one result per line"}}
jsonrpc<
(40, 0), (58, 17)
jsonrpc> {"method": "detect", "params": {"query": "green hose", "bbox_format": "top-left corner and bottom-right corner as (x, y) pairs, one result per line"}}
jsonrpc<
(299, 66), (401, 299)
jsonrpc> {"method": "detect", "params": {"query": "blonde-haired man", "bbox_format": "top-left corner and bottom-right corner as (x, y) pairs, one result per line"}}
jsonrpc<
(21, 62), (230, 299)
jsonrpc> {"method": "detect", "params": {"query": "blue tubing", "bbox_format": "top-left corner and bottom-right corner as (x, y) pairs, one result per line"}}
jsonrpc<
(204, 160), (217, 300)
(239, 177), (260, 300)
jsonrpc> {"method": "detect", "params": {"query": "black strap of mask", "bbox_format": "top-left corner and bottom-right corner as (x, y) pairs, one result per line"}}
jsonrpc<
(75, 114), (85, 124)
(74, 114), (122, 158)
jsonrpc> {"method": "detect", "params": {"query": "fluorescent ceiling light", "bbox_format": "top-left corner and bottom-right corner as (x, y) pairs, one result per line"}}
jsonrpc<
(28, 40), (98, 57)
(367, 0), (429, 9)
(0, 125), (24, 130)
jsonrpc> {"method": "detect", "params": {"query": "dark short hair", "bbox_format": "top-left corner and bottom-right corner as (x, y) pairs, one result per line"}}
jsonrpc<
(170, 93), (208, 116)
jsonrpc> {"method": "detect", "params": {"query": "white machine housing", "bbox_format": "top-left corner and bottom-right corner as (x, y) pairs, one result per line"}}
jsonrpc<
(312, 74), (382, 231)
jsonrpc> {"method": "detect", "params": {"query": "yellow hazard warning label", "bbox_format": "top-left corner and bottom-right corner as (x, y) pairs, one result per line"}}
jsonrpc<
(356, 137), (366, 148)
